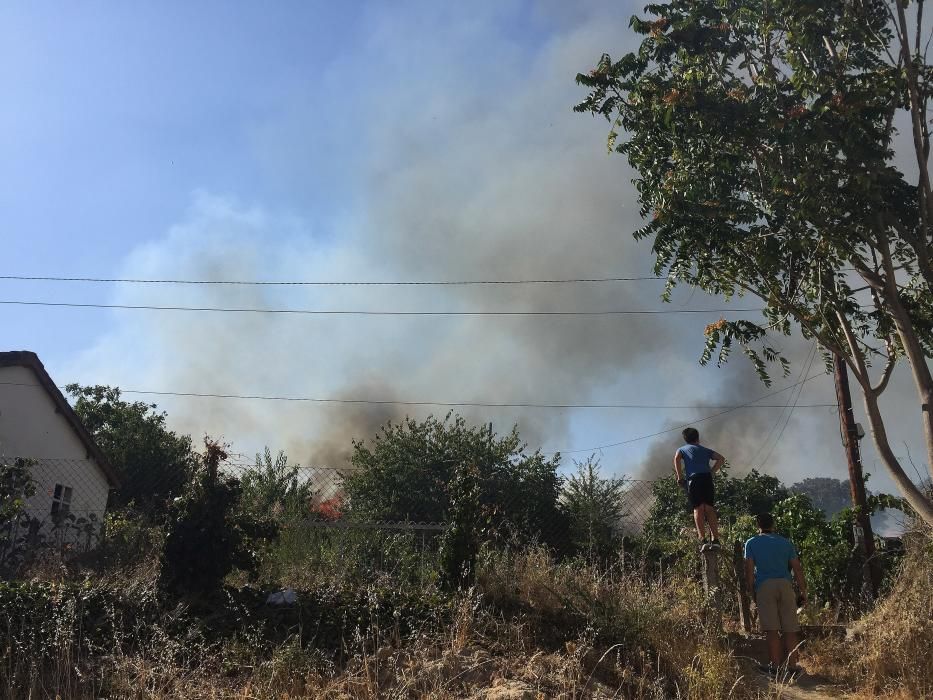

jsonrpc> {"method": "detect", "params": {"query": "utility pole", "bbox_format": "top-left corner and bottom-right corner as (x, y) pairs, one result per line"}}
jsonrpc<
(832, 353), (881, 597)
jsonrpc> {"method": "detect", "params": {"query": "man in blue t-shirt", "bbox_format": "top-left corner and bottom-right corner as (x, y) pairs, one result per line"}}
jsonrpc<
(673, 427), (724, 549)
(744, 512), (808, 673)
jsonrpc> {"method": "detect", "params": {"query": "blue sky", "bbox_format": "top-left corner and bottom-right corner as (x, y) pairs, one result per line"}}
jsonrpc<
(1, 1), (925, 504)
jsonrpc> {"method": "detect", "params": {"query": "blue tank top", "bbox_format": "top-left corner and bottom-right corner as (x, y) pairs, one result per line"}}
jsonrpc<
(678, 444), (714, 478)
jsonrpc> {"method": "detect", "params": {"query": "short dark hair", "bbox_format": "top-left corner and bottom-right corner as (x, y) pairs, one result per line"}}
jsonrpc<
(756, 512), (775, 531)
(682, 427), (700, 444)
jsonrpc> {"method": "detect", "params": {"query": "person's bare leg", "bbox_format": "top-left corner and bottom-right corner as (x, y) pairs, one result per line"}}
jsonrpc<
(706, 505), (720, 541)
(766, 631), (783, 666)
(693, 506), (705, 540)
(783, 630), (801, 667)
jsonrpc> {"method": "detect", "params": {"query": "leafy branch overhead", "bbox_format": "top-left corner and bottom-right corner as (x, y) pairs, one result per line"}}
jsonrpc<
(577, 0), (933, 374)
(576, 0), (933, 525)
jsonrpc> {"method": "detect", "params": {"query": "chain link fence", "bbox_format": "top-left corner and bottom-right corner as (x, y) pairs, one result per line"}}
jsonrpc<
(1, 455), (663, 569)
(1, 454), (895, 615)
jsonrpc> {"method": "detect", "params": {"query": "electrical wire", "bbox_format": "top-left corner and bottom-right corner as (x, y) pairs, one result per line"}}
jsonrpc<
(0, 373), (832, 459)
(0, 379), (838, 410)
(749, 345), (820, 471)
(546, 371), (830, 455)
(743, 343), (818, 470)
(0, 380), (835, 411)
(0, 274), (666, 286)
(0, 299), (764, 316)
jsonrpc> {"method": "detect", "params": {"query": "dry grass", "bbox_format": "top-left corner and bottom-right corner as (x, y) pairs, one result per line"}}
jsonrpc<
(804, 527), (933, 699)
(2, 545), (767, 699)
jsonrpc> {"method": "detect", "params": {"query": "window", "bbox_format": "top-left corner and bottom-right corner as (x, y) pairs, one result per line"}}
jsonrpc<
(50, 484), (73, 516)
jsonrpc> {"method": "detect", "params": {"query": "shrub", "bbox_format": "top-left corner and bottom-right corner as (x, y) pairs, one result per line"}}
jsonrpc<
(159, 440), (276, 599)
(806, 528), (933, 697)
(239, 447), (313, 523)
(561, 456), (627, 563)
(343, 413), (566, 546)
(439, 463), (483, 589)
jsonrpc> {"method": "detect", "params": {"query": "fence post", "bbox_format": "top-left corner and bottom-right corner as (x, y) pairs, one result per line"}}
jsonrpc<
(733, 540), (752, 634)
(701, 547), (719, 596)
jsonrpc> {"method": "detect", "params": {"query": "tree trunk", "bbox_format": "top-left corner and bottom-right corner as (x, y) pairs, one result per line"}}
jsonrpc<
(884, 292), (933, 483)
(862, 389), (933, 527)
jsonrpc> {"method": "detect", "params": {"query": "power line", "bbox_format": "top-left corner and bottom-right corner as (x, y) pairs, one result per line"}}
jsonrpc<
(551, 371), (829, 455)
(0, 373), (832, 458)
(744, 342), (817, 470)
(0, 274), (666, 286)
(0, 299), (765, 317)
(750, 345), (820, 471)
(0, 380), (835, 411)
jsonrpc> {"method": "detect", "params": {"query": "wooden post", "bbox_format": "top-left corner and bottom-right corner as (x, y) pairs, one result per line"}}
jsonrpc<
(733, 540), (753, 634)
(833, 354), (882, 597)
(701, 547), (719, 596)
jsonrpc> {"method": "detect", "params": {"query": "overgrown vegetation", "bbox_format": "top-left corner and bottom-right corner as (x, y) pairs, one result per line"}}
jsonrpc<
(4, 395), (926, 697)
(0, 543), (760, 699)
(159, 439), (276, 600)
(239, 447), (314, 523)
(562, 457), (628, 564)
(804, 525), (933, 698)
(0, 457), (39, 576)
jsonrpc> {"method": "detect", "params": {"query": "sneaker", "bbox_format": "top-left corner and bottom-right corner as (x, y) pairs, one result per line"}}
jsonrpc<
(708, 538), (722, 550)
(698, 538), (709, 551)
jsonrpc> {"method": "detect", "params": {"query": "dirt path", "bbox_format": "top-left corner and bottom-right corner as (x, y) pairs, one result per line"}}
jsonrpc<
(736, 655), (845, 699)
(732, 633), (847, 699)
(752, 672), (844, 699)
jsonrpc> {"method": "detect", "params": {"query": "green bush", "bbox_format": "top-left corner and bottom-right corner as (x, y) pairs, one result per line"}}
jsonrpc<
(159, 440), (277, 599)
(239, 447), (313, 523)
(344, 413), (567, 547)
(561, 457), (627, 563)
(439, 463), (483, 589)
(262, 524), (440, 590)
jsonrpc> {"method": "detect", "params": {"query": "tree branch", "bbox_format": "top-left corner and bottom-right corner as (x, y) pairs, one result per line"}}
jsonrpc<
(872, 342), (897, 394)
(835, 308), (873, 392)
(895, 0), (933, 230)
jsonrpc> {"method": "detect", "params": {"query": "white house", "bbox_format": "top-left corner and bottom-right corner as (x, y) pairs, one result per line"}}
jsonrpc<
(0, 351), (119, 546)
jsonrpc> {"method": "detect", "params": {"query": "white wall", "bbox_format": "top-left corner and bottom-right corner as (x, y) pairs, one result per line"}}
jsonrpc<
(0, 365), (110, 545)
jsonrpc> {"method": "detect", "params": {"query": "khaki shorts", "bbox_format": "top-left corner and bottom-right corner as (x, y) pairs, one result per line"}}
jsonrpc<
(756, 578), (800, 633)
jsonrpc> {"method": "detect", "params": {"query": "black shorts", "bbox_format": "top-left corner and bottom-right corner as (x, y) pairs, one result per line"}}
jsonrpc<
(687, 472), (715, 508)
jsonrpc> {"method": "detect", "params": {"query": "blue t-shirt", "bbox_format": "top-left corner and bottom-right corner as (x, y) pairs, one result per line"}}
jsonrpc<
(678, 444), (714, 478)
(744, 533), (798, 590)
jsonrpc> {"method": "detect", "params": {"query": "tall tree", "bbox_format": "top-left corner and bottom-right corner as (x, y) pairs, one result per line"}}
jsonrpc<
(66, 385), (198, 513)
(576, 0), (933, 525)
(790, 477), (852, 517)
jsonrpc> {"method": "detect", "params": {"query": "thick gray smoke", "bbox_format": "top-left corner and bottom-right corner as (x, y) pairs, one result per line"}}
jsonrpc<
(635, 341), (825, 481)
(67, 5), (675, 469)
(62, 2), (922, 499)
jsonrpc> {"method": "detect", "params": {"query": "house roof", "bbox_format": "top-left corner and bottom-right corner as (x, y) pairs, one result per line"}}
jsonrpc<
(0, 350), (121, 488)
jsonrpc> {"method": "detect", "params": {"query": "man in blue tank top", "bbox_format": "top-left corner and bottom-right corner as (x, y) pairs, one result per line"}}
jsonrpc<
(673, 427), (725, 549)
(744, 512), (807, 673)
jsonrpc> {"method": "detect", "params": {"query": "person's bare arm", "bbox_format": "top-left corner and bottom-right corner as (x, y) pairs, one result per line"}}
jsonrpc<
(673, 451), (684, 482)
(790, 558), (807, 602)
(711, 451), (725, 474)
(744, 557), (755, 593)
